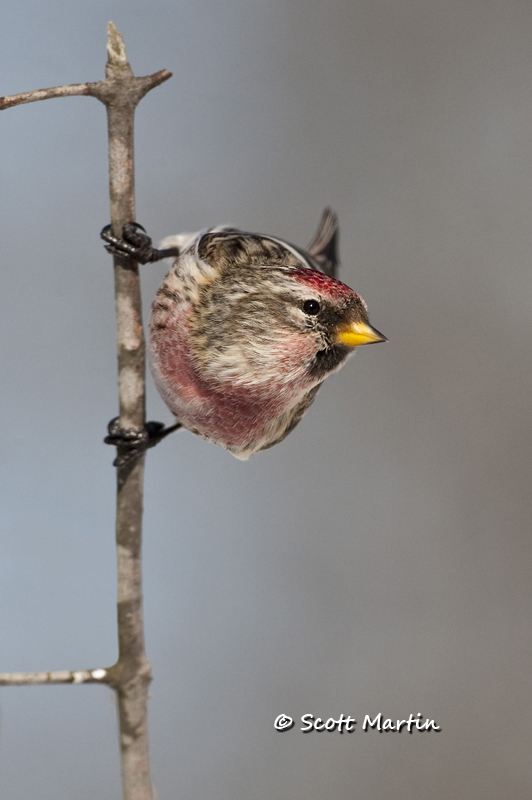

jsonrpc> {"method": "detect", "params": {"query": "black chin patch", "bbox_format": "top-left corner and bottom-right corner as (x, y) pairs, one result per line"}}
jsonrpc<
(308, 344), (351, 378)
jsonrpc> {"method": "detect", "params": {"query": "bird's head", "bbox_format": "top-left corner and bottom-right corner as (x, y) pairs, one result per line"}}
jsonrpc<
(189, 241), (386, 391)
(278, 266), (387, 379)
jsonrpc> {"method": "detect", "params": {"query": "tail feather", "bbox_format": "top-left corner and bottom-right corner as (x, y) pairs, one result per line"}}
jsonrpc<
(306, 208), (339, 278)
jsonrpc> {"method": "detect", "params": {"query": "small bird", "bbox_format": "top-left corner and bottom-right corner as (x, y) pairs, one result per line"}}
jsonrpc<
(102, 210), (386, 463)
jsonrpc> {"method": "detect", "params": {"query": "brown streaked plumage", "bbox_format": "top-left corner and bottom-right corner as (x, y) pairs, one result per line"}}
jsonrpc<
(145, 210), (386, 459)
(101, 211), (385, 462)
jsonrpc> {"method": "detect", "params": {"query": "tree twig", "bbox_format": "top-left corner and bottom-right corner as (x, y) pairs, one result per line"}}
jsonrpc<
(0, 668), (109, 686)
(0, 83), (91, 109)
(1, 22), (172, 800)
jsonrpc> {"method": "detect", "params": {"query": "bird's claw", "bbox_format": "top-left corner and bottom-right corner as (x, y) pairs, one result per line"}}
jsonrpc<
(104, 417), (182, 467)
(100, 222), (179, 264)
(100, 222), (161, 263)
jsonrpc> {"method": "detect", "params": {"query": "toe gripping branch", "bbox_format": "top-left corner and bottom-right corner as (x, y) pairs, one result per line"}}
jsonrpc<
(101, 222), (180, 264)
(105, 418), (182, 467)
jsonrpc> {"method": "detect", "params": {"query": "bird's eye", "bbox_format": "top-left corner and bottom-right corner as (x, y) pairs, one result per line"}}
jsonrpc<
(303, 299), (320, 315)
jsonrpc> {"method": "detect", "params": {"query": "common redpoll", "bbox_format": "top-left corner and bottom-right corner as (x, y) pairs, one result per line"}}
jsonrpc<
(102, 210), (385, 463)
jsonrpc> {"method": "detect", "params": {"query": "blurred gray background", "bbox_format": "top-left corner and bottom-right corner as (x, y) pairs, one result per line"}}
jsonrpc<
(1, 1), (531, 797)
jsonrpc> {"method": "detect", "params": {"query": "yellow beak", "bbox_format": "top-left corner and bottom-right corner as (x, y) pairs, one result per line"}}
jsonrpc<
(334, 320), (387, 347)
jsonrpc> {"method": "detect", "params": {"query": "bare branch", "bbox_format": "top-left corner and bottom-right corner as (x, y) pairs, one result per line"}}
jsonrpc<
(1, 21), (172, 800)
(0, 70), (171, 111)
(0, 668), (110, 687)
(92, 21), (163, 800)
(0, 24), (171, 113)
(0, 83), (91, 110)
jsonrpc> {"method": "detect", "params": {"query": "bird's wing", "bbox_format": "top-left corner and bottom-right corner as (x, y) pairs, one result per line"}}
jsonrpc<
(305, 208), (339, 278)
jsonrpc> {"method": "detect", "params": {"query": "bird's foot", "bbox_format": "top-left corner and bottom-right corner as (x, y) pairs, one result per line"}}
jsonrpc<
(104, 417), (182, 467)
(100, 222), (180, 264)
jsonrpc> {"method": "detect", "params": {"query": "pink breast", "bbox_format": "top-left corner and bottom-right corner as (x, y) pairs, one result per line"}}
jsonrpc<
(149, 306), (298, 450)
